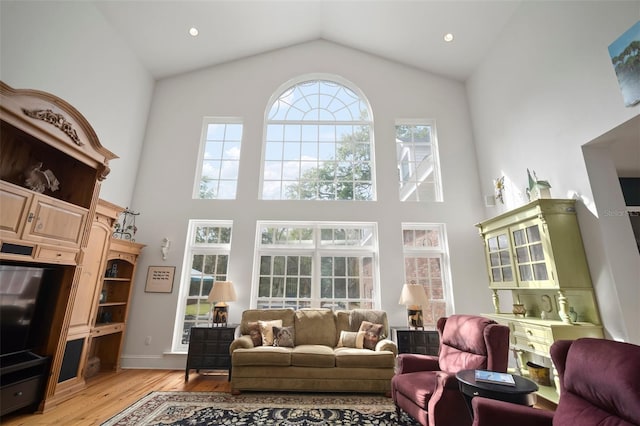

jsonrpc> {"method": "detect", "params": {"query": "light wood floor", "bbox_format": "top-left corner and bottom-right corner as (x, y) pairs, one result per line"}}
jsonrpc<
(1, 369), (231, 426)
(2, 369), (556, 425)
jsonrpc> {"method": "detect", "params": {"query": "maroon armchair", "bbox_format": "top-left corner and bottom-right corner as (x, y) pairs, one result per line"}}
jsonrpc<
(391, 315), (510, 426)
(472, 338), (640, 426)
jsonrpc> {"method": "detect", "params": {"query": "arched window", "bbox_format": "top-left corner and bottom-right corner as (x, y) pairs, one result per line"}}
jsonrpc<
(261, 77), (374, 200)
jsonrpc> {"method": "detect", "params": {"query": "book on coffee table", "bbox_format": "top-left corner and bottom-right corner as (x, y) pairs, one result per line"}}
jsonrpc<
(474, 370), (516, 386)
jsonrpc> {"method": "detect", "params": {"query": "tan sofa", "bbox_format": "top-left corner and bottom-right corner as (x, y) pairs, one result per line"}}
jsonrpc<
(229, 308), (398, 394)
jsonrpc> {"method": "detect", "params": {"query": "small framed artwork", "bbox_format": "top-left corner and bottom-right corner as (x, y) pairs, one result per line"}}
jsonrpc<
(145, 266), (175, 293)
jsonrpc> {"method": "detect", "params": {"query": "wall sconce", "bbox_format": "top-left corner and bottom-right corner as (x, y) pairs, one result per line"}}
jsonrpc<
(398, 282), (430, 330)
(160, 238), (171, 260)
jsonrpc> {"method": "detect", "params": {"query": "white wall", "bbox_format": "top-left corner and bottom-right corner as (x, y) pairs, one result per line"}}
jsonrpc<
(0, 1), (153, 207)
(467, 1), (640, 343)
(122, 40), (490, 368)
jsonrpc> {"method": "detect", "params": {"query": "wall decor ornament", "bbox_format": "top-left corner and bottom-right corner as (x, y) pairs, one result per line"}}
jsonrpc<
(113, 208), (140, 241)
(494, 176), (505, 204)
(526, 169), (551, 201)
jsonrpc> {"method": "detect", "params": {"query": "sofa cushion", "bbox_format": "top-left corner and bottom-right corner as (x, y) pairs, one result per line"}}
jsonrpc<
(358, 321), (384, 350)
(247, 322), (262, 347)
(294, 309), (336, 347)
(335, 347), (396, 369)
(291, 345), (335, 368)
(337, 330), (364, 348)
(233, 346), (292, 366)
(273, 326), (295, 347)
(259, 320), (283, 346)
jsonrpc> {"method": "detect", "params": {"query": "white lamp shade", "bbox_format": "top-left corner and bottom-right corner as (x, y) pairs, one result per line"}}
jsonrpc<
(207, 281), (237, 303)
(398, 283), (429, 307)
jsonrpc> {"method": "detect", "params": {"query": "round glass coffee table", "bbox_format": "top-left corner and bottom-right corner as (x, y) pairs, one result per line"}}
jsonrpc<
(456, 369), (539, 417)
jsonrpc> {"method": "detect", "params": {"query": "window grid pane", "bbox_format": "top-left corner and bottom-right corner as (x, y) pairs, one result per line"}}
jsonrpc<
(174, 221), (232, 351)
(396, 123), (442, 202)
(197, 122), (242, 200)
(402, 224), (449, 328)
(255, 222), (378, 310)
(262, 79), (374, 201)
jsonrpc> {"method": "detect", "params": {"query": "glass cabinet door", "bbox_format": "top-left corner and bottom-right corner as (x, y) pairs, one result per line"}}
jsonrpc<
(484, 231), (516, 287)
(511, 222), (553, 287)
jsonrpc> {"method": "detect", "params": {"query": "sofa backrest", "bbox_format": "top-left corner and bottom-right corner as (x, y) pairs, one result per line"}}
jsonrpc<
(552, 338), (640, 426)
(348, 309), (390, 339)
(437, 314), (509, 373)
(294, 308), (337, 346)
(239, 308), (295, 335)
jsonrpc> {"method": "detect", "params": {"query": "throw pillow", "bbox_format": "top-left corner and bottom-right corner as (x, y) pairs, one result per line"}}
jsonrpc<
(358, 321), (384, 350)
(258, 319), (283, 346)
(247, 321), (262, 347)
(337, 330), (365, 348)
(273, 326), (295, 347)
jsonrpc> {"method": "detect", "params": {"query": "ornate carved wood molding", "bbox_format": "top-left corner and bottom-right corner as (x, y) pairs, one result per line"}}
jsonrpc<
(22, 108), (84, 146)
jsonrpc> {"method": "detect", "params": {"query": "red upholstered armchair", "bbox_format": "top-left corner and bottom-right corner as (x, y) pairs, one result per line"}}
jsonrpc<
(472, 338), (640, 426)
(391, 315), (510, 426)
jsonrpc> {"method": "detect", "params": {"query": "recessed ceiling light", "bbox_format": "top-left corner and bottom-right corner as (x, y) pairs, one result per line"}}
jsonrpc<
(189, 27), (199, 37)
(443, 33), (454, 42)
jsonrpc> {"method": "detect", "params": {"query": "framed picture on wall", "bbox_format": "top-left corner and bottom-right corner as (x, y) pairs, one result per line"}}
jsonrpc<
(608, 20), (640, 107)
(145, 266), (175, 293)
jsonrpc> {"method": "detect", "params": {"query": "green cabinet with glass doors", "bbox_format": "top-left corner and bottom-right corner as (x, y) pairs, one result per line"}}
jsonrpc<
(476, 198), (602, 403)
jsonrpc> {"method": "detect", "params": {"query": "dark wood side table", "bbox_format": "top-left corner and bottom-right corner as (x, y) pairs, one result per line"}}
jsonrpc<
(185, 325), (236, 381)
(391, 327), (439, 355)
(456, 369), (538, 418)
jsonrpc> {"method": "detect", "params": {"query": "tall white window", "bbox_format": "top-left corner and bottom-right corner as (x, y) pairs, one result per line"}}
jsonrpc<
(173, 221), (232, 351)
(194, 119), (242, 199)
(261, 77), (374, 200)
(396, 121), (442, 202)
(401, 223), (450, 327)
(254, 222), (379, 309)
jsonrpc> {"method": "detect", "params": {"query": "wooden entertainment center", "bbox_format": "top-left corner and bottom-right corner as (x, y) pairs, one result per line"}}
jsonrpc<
(0, 82), (143, 413)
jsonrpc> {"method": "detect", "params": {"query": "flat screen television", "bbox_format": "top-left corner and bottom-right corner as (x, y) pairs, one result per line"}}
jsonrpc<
(0, 264), (55, 355)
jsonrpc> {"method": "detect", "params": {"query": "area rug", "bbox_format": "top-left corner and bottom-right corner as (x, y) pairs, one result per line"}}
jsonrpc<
(101, 391), (420, 425)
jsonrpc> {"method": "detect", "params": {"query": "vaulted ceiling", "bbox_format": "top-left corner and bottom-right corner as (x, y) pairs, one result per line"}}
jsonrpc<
(93, 0), (521, 81)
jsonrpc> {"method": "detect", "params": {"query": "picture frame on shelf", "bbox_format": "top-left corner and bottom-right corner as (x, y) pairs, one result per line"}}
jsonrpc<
(145, 266), (175, 293)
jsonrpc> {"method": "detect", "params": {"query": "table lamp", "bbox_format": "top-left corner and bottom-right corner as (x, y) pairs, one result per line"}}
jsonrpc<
(398, 282), (429, 329)
(207, 280), (237, 327)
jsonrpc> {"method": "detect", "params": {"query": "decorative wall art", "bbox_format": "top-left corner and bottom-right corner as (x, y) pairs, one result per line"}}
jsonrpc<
(608, 20), (640, 107)
(145, 266), (175, 293)
(113, 208), (140, 241)
(494, 176), (505, 204)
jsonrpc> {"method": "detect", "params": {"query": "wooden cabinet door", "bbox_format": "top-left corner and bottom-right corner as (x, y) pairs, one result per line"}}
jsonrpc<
(0, 181), (32, 239)
(69, 219), (112, 334)
(23, 194), (88, 247)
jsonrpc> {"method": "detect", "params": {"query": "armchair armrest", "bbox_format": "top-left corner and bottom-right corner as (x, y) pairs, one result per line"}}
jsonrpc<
(396, 353), (440, 374)
(472, 397), (554, 426)
(376, 338), (398, 356)
(229, 335), (254, 354)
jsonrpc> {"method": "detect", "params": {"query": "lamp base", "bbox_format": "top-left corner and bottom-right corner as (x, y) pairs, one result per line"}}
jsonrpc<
(407, 306), (424, 330)
(212, 303), (228, 327)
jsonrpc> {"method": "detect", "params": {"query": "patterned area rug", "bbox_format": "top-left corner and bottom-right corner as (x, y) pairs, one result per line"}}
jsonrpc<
(101, 391), (420, 425)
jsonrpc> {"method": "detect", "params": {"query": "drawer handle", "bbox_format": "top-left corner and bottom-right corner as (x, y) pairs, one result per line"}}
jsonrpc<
(528, 343), (535, 349)
(527, 330), (533, 335)
(14, 391), (23, 396)
(473, 391), (479, 396)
